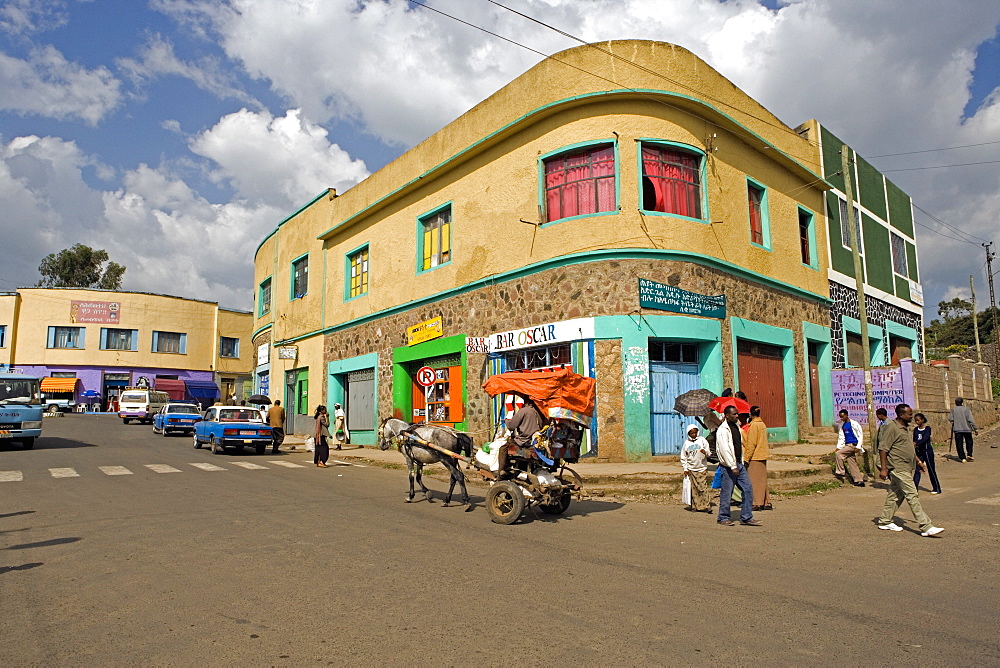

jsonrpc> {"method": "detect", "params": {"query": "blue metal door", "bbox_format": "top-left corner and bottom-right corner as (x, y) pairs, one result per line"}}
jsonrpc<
(650, 361), (700, 455)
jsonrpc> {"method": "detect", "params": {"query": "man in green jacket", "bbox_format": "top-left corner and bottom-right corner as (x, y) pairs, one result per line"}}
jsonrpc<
(876, 403), (944, 537)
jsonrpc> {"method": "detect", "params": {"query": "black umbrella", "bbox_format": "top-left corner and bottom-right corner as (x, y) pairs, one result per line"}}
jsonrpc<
(247, 394), (271, 405)
(673, 388), (718, 416)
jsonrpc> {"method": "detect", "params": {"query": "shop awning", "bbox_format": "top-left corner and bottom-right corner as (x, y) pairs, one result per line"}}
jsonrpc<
(185, 380), (220, 400)
(154, 378), (186, 401)
(40, 377), (80, 393)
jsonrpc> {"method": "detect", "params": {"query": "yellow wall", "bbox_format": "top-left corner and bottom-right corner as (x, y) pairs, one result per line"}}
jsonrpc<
(216, 308), (254, 375)
(0, 293), (15, 366)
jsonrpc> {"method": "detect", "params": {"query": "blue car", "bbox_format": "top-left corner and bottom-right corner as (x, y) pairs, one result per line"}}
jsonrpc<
(152, 402), (202, 437)
(193, 405), (272, 455)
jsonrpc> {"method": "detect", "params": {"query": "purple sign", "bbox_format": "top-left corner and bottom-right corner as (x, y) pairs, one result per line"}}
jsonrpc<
(831, 367), (905, 425)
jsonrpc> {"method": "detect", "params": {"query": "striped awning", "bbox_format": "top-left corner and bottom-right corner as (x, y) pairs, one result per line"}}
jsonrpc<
(40, 377), (80, 392)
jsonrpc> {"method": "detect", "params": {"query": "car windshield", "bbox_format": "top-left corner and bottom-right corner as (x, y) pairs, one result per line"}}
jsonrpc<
(0, 379), (41, 406)
(166, 404), (200, 414)
(218, 409), (263, 423)
(120, 393), (146, 403)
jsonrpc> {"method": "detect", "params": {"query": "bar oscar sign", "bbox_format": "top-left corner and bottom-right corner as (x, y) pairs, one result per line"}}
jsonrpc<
(638, 278), (726, 319)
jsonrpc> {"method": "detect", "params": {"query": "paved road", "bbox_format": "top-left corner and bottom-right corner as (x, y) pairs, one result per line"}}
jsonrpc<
(2, 415), (999, 665)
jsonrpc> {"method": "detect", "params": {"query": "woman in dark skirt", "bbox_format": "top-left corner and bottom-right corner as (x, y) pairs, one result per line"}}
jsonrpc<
(313, 405), (331, 468)
(913, 412), (941, 494)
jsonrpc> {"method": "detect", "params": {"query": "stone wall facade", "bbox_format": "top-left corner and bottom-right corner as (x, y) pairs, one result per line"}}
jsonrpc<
(322, 257), (830, 458)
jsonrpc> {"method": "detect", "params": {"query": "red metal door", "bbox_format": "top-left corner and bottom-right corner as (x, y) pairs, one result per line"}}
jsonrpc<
(736, 340), (787, 428)
(808, 342), (822, 427)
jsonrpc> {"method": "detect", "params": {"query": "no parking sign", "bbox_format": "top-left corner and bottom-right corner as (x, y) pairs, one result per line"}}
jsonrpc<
(415, 366), (436, 387)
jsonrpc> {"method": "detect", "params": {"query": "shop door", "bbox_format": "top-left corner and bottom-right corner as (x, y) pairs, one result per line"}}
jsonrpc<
(808, 342), (823, 427)
(736, 340), (787, 428)
(103, 373), (130, 411)
(412, 365), (463, 427)
(649, 361), (701, 455)
(346, 368), (375, 431)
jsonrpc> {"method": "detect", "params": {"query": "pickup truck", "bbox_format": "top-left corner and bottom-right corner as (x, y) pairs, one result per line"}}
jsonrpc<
(193, 405), (272, 455)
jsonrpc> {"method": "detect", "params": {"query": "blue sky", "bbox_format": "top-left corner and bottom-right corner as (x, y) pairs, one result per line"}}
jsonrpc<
(1, 0), (999, 318)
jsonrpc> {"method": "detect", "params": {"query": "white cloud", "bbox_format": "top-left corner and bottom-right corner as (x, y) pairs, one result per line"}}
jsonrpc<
(0, 0), (68, 35)
(0, 45), (121, 124)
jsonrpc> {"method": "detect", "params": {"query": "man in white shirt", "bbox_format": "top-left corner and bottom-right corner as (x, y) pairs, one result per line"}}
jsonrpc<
(834, 409), (866, 487)
(715, 406), (760, 526)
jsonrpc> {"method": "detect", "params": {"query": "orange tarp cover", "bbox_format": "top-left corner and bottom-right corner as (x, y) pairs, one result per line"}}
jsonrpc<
(482, 368), (596, 417)
(40, 377), (80, 392)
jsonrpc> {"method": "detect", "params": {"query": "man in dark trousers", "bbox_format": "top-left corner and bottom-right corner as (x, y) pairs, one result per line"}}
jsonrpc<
(949, 397), (978, 462)
(715, 405), (760, 527)
(267, 399), (286, 454)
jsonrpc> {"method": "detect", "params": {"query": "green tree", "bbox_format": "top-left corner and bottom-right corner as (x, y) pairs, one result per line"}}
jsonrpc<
(936, 297), (972, 321)
(36, 244), (126, 290)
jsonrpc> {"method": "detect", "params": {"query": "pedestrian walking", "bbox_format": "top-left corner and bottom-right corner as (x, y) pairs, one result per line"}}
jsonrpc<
(912, 413), (941, 494)
(876, 404), (943, 537)
(833, 409), (866, 487)
(267, 399), (285, 454)
(681, 424), (712, 513)
(743, 406), (771, 511)
(875, 407), (888, 428)
(332, 403), (349, 450)
(313, 405), (331, 467)
(948, 397), (978, 462)
(715, 406), (760, 527)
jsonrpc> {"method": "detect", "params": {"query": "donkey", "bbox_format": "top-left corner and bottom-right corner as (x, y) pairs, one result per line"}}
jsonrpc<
(378, 417), (474, 510)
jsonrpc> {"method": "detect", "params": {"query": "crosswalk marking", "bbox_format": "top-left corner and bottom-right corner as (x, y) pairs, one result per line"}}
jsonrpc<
(99, 466), (133, 476)
(268, 460), (305, 468)
(49, 468), (79, 478)
(332, 459), (366, 468)
(0, 470), (24, 482)
(231, 461), (267, 470)
(189, 462), (226, 471)
(145, 464), (182, 474)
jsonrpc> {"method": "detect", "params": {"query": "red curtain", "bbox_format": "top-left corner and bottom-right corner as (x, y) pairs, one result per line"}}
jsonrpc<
(545, 146), (615, 222)
(642, 146), (701, 218)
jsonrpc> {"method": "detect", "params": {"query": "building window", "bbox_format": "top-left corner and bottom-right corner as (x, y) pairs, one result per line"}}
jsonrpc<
(839, 198), (863, 253)
(890, 233), (908, 277)
(47, 326), (85, 349)
(259, 278), (272, 316)
(747, 180), (768, 246)
(543, 143), (616, 223)
(649, 341), (699, 364)
(101, 328), (138, 351)
(799, 207), (817, 267)
(640, 143), (702, 219)
(152, 331), (187, 354)
(503, 344), (572, 371)
(220, 336), (240, 358)
(348, 246), (369, 299)
(0, 324), (5, 347)
(291, 255), (308, 299)
(419, 205), (452, 271)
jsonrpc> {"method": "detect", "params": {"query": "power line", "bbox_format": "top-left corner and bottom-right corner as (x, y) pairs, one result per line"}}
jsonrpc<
(912, 203), (990, 244)
(881, 158), (1000, 172)
(868, 139), (1000, 159)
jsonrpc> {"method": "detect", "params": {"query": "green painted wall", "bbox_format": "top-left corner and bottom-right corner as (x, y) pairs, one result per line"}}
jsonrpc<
(886, 178), (914, 237)
(856, 156), (887, 220)
(827, 191), (858, 278)
(820, 125), (846, 192)
(905, 242), (918, 281)
(894, 275), (911, 302)
(862, 213), (894, 293)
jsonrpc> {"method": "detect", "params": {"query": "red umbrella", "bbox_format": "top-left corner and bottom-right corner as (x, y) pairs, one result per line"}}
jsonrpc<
(708, 396), (751, 414)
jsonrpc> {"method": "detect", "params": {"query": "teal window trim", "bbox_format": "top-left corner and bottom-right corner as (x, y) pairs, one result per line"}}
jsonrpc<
(746, 176), (772, 251)
(538, 139), (620, 228)
(344, 242), (370, 302)
(798, 205), (819, 269)
(729, 316), (797, 441)
(258, 276), (272, 317)
(416, 201), (453, 275)
(841, 316), (885, 367)
(885, 321), (920, 363)
(636, 139), (709, 224)
(289, 253), (309, 301)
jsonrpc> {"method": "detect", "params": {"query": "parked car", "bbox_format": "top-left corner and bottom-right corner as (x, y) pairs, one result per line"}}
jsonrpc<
(119, 389), (170, 424)
(193, 406), (273, 455)
(152, 403), (202, 437)
(40, 391), (76, 413)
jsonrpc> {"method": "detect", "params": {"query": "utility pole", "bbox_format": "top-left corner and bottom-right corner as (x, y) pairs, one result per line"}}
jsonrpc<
(842, 146), (878, 476)
(985, 242), (998, 376)
(971, 275), (982, 363)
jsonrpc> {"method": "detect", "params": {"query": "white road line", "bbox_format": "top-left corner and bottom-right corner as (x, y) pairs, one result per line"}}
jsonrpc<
(145, 464), (182, 474)
(49, 468), (80, 478)
(231, 461), (268, 470)
(0, 470), (23, 482)
(967, 494), (1000, 506)
(268, 460), (305, 468)
(189, 463), (226, 471)
(331, 459), (366, 468)
(99, 466), (133, 476)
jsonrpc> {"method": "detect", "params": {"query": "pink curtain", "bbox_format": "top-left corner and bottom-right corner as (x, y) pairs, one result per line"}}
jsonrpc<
(545, 146), (615, 221)
(642, 146), (700, 218)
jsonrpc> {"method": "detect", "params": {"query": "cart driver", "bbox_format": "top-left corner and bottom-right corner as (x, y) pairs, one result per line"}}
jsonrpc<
(498, 396), (547, 475)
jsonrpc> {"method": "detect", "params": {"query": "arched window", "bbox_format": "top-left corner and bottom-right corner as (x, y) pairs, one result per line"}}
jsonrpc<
(543, 144), (616, 223)
(640, 144), (702, 219)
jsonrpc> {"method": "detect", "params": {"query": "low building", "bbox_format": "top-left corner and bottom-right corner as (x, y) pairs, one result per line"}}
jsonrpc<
(0, 288), (253, 409)
(252, 40), (922, 460)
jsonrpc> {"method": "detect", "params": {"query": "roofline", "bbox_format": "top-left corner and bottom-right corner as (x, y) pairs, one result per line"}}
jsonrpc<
(254, 188), (333, 260)
(13, 286), (249, 312)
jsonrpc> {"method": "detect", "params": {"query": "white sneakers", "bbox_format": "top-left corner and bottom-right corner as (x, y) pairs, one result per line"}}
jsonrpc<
(878, 522), (945, 536)
(878, 522), (903, 531)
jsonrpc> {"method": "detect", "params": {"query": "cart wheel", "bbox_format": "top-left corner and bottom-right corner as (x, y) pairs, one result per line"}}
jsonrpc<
(486, 481), (524, 525)
(540, 491), (572, 515)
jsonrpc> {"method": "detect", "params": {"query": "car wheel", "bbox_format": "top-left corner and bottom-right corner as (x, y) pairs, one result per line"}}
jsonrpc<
(211, 437), (223, 455)
(255, 443), (266, 455)
(161, 426), (169, 437)
(193, 434), (202, 449)
(21, 437), (35, 450)
(122, 418), (130, 425)
(46, 404), (59, 414)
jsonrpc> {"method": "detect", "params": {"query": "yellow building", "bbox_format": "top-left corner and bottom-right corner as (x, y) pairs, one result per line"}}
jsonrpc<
(253, 40), (858, 459)
(0, 288), (253, 409)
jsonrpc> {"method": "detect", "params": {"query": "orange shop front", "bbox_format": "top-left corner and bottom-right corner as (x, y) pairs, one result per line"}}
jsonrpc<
(391, 334), (467, 431)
